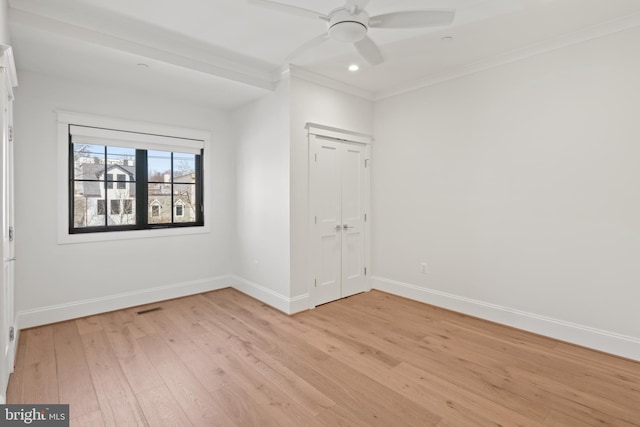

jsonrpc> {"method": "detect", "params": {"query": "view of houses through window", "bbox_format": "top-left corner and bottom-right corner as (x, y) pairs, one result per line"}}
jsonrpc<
(71, 143), (200, 232)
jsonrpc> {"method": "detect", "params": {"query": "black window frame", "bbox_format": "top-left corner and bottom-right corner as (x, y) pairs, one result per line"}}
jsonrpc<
(69, 129), (204, 234)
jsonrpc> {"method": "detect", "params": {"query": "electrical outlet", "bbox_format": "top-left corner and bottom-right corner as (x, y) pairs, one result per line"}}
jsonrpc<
(420, 262), (428, 274)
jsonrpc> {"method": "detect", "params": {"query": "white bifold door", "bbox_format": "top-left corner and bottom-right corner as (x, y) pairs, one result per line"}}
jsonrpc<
(310, 134), (368, 307)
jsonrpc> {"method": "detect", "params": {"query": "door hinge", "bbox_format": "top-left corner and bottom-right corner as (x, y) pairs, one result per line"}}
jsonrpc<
(364, 213), (367, 222)
(314, 216), (317, 225)
(364, 267), (367, 276)
(314, 278), (317, 287)
(9, 226), (14, 242)
(364, 159), (369, 168)
(8, 126), (13, 143)
(314, 153), (317, 162)
(9, 327), (15, 342)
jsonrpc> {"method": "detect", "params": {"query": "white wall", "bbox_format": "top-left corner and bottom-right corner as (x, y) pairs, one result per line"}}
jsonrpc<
(13, 70), (234, 327)
(372, 27), (640, 359)
(230, 76), (292, 310)
(290, 76), (373, 304)
(0, 0), (9, 45)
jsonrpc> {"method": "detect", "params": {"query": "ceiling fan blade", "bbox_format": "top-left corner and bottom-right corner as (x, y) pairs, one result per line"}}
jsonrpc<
(345, 0), (370, 12)
(248, 0), (328, 21)
(354, 36), (383, 66)
(369, 10), (455, 29)
(286, 33), (330, 61)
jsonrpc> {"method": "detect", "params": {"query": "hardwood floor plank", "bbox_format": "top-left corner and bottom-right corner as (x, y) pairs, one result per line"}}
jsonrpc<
(70, 409), (105, 427)
(193, 332), (332, 425)
(21, 326), (58, 404)
(136, 333), (234, 427)
(75, 315), (103, 335)
(52, 321), (100, 419)
(136, 385), (192, 427)
(390, 361), (546, 426)
(98, 311), (164, 394)
(80, 331), (147, 427)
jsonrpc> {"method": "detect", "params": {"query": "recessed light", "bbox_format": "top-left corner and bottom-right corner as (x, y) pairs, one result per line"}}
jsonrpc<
(348, 64), (359, 72)
(440, 36), (454, 43)
(137, 63), (150, 69)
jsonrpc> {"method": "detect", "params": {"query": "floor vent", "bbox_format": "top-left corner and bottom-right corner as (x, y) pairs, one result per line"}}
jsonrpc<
(136, 307), (163, 315)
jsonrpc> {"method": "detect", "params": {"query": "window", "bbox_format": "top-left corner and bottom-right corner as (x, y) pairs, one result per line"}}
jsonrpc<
(69, 124), (204, 234)
(110, 200), (121, 215)
(117, 174), (126, 189)
(175, 202), (184, 218)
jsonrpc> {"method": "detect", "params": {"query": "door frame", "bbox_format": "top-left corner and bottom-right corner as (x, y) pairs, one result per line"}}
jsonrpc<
(306, 122), (372, 309)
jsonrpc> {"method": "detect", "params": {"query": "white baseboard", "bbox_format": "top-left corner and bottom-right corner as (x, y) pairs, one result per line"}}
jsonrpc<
(371, 276), (640, 362)
(230, 275), (309, 314)
(17, 275), (231, 329)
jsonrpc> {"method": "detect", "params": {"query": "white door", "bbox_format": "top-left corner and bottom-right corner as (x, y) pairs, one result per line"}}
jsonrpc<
(0, 57), (16, 404)
(310, 135), (367, 306)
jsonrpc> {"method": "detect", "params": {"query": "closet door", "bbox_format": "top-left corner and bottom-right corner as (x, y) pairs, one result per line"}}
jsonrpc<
(0, 54), (15, 403)
(310, 135), (367, 307)
(0, 46), (16, 404)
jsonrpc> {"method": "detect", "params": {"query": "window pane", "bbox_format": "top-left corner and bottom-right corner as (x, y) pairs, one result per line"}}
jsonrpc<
(148, 188), (171, 224)
(173, 152), (196, 179)
(148, 150), (171, 182)
(107, 196), (135, 226)
(73, 144), (105, 180)
(107, 146), (136, 176)
(174, 183), (196, 223)
(73, 183), (106, 227)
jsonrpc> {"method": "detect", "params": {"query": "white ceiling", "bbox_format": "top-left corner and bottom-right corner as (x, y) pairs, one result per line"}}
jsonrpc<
(7, 0), (640, 110)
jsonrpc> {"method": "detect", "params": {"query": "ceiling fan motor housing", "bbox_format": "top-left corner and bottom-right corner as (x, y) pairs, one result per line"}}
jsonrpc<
(328, 8), (369, 43)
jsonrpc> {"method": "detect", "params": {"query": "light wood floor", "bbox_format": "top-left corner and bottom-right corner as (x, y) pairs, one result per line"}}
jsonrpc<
(7, 288), (640, 426)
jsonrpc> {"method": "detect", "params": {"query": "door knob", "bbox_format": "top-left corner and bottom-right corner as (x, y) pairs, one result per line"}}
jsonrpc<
(335, 225), (342, 231)
(343, 224), (354, 229)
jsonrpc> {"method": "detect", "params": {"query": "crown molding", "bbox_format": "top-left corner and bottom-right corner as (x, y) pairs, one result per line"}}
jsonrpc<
(375, 11), (640, 101)
(289, 65), (374, 101)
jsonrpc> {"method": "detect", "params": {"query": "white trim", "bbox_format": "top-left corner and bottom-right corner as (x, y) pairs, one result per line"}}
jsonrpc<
(59, 111), (211, 141)
(290, 65), (374, 101)
(371, 276), (640, 362)
(57, 110), (212, 244)
(376, 12), (640, 101)
(9, 8), (276, 91)
(0, 45), (18, 95)
(231, 275), (309, 315)
(17, 275), (231, 329)
(305, 122), (373, 145)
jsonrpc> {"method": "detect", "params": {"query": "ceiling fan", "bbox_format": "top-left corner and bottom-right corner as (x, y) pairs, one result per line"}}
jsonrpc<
(249, 0), (455, 66)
